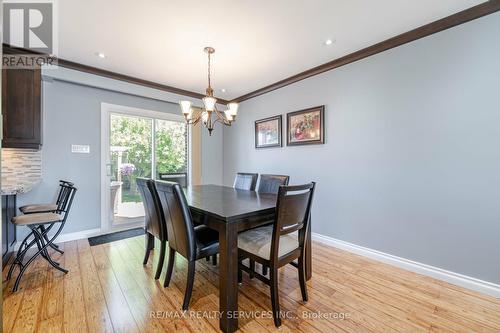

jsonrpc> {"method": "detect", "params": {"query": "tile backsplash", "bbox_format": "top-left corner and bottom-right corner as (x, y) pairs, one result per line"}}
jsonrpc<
(1, 148), (42, 186)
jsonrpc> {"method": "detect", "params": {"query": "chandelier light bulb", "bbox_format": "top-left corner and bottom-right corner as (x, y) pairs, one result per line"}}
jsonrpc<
(227, 102), (239, 116)
(201, 111), (209, 123)
(179, 100), (192, 115)
(224, 110), (234, 122)
(202, 96), (217, 111)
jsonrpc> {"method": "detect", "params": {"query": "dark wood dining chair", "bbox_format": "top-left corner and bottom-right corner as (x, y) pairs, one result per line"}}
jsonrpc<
(253, 174), (290, 276)
(237, 182), (315, 327)
(257, 174), (290, 194)
(136, 177), (168, 280)
(154, 180), (219, 310)
(233, 172), (258, 191)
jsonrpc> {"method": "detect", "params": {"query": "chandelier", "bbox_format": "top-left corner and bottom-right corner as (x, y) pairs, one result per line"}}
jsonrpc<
(179, 47), (239, 136)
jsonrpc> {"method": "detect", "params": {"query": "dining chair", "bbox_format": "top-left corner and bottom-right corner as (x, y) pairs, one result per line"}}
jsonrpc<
(253, 174), (290, 276)
(233, 172), (258, 191)
(237, 182), (315, 327)
(257, 174), (290, 194)
(136, 177), (168, 280)
(154, 180), (219, 310)
(8, 182), (77, 292)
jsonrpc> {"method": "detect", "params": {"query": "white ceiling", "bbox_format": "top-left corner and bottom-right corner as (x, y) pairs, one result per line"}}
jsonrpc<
(58, 0), (485, 100)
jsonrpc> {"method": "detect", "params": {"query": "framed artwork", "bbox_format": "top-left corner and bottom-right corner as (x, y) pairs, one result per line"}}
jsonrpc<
(255, 115), (282, 148)
(287, 106), (325, 146)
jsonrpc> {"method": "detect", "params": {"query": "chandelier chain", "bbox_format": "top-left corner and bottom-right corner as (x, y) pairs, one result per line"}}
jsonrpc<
(207, 51), (212, 92)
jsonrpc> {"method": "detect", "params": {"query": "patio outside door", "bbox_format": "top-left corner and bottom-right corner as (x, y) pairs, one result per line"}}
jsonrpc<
(101, 103), (188, 232)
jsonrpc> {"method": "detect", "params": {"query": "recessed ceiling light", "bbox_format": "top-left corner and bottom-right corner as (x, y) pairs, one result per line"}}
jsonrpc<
(95, 52), (106, 59)
(324, 39), (334, 46)
(221, 88), (227, 93)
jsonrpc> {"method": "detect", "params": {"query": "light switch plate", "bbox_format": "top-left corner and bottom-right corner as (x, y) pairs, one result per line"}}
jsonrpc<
(71, 144), (90, 154)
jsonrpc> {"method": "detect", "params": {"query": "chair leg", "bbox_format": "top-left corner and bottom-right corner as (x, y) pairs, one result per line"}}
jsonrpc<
(212, 254), (217, 266)
(298, 254), (308, 302)
(270, 268), (282, 327)
(41, 225), (63, 254)
(155, 240), (166, 280)
(33, 231), (58, 265)
(163, 248), (176, 287)
(33, 228), (68, 274)
(7, 233), (35, 280)
(249, 259), (255, 279)
(262, 265), (268, 276)
(206, 256), (210, 262)
(143, 232), (154, 265)
(182, 260), (196, 311)
(238, 261), (243, 283)
(13, 225), (66, 292)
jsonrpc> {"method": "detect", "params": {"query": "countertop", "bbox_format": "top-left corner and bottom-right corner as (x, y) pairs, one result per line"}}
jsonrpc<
(1, 179), (40, 196)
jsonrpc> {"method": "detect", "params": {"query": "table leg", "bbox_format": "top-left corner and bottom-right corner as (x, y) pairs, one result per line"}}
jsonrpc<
(218, 223), (239, 333)
(306, 218), (312, 280)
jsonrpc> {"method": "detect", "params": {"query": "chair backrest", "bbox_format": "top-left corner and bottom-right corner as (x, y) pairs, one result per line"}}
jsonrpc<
(270, 182), (315, 261)
(136, 178), (166, 241)
(55, 182), (78, 222)
(154, 180), (196, 261)
(257, 174), (290, 194)
(233, 173), (258, 191)
(158, 172), (188, 187)
(56, 180), (74, 205)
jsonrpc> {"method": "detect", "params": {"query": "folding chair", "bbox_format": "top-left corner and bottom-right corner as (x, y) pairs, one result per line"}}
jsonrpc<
(7, 182), (77, 292)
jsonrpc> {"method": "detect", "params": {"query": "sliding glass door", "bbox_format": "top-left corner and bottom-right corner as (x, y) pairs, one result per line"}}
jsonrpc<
(102, 104), (188, 230)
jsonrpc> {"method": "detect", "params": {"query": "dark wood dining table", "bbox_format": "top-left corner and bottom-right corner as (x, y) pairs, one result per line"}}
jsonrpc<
(185, 184), (312, 333)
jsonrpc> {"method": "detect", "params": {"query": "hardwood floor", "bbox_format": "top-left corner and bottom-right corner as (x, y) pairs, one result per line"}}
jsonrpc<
(3, 236), (500, 333)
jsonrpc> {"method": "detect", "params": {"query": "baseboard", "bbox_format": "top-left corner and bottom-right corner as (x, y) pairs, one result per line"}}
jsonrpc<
(312, 232), (500, 299)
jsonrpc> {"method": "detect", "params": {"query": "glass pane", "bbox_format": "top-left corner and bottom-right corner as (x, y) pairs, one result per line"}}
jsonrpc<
(109, 114), (152, 224)
(155, 119), (187, 185)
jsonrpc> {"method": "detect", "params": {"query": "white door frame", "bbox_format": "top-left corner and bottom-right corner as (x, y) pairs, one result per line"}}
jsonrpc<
(100, 102), (187, 233)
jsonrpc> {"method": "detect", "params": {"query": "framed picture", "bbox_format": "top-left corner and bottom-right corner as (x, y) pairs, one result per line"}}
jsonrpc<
(255, 115), (282, 148)
(287, 106), (325, 146)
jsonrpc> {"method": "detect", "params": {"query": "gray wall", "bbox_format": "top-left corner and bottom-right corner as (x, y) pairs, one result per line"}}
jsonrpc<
(223, 13), (500, 284)
(18, 79), (223, 237)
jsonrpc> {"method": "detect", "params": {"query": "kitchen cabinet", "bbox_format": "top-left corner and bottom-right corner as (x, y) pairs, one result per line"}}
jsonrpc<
(2, 68), (43, 149)
(2, 194), (17, 268)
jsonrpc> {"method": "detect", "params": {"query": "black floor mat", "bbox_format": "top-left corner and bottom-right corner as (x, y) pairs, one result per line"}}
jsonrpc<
(88, 227), (145, 246)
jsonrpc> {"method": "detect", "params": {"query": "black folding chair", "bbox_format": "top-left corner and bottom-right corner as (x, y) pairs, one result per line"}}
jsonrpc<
(7, 182), (77, 292)
(18, 180), (74, 255)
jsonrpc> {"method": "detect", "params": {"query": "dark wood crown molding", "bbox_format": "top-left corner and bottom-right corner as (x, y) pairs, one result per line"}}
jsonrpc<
(3, 44), (230, 105)
(231, 0), (500, 103)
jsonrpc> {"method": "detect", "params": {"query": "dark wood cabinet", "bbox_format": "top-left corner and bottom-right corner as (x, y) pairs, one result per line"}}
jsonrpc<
(2, 195), (17, 268)
(2, 68), (42, 149)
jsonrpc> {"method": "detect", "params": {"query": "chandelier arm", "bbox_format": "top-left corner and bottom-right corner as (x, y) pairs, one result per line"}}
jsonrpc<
(213, 105), (232, 125)
(185, 112), (202, 125)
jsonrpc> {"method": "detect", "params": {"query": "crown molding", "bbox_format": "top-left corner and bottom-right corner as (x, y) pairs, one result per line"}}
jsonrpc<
(231, 0), (500, 103)
(2, 44), (230, 105)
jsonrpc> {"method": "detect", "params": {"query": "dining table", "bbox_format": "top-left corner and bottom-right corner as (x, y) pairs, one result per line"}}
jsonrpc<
(185, 184), (312, 333)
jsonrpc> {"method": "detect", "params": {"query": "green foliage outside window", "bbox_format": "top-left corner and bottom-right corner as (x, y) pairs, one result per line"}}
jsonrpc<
(110, 115), (187, 202)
